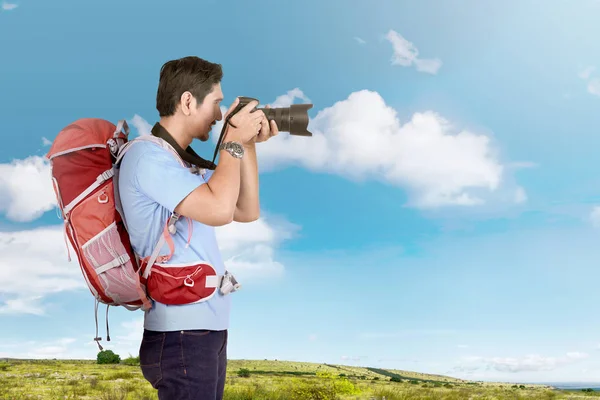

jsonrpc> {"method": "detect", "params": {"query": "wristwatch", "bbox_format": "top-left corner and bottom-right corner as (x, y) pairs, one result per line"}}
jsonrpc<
(219, 141), (244, 159)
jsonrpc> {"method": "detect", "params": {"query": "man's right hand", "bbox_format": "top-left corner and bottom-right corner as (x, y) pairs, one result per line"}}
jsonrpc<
(173, 97), (265, 227)
(225, 98), (264, 144)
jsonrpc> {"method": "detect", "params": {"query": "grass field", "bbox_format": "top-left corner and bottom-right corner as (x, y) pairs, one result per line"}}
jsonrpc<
(0, 357), (598, 399)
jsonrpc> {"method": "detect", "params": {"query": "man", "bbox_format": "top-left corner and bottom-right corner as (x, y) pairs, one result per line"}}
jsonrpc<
(117, 55), (279, 399)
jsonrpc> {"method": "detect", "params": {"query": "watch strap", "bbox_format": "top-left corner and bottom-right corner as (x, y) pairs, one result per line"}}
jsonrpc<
(219, 141), (244, 159)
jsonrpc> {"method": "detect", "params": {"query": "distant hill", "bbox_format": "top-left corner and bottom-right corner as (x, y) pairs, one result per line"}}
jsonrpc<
(223, 359), (551, 388)
(0, 357), (571, 399)
(0, 357), (547, 388)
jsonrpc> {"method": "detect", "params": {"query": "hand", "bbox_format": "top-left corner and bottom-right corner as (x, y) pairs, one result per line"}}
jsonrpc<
(253, 105), (280, 144)
(224, 98), (263, 144)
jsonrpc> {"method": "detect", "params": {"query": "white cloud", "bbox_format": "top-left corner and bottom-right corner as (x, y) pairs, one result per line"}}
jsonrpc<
(514, 187), (527, 204)
(354, 37), (366, 45)
(0, 338), (79, 359)
(0, 156), (57, 222)
(101, 316), (145, 356)
(254, 89), (517, 208)
(578, 65), (600, 97)
(384, 30), (442, 75)
(566, 351), (588, 360)
(129, 114), (152, 136)
(589, 206), (600, 227)
(579, 66), (595, 80)
(587, 78), (600, 96)
(341, 355), (367, 363)
(268, 87), (311, 108)
(41, 137), (52, 146)
(0, 297), (45, 315)
(455, 352), (589, 373)
(215, 214), (300, 282)
(1, 2), (17, 11)
(359, 329), (457, 340)
(0, 317), (145, 359)
(413, 58), (443, 75)
(71, 316), (158, 358)
(0, 226), (84, 315)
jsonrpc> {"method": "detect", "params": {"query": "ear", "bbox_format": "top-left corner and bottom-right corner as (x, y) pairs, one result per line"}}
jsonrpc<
(180, 91), (194, 116)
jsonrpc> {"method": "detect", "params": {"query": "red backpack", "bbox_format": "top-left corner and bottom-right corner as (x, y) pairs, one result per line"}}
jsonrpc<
(46, 118), (240, 350)
(46, 118), (152, 349)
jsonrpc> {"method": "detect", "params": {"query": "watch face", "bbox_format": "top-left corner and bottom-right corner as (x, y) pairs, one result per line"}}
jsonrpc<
(235, 143), (244, 153)
(227, 142), (244, 157)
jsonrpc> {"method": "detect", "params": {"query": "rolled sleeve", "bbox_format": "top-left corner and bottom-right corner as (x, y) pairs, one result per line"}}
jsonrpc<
(133, 145), (206, 212)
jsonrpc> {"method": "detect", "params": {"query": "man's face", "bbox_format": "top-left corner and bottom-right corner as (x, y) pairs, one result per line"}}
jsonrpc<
(190, 83), (224, 142)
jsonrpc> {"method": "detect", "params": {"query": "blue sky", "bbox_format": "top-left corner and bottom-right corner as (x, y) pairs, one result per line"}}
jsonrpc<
(2, 0), (600, 385)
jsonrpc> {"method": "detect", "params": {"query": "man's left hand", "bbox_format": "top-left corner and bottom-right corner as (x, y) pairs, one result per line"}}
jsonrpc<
(254, 105), (280, 143)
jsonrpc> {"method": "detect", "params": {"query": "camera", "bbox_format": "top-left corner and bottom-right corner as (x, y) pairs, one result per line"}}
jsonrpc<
(210, 95), (314, 167)
(229, 96), (313, 137)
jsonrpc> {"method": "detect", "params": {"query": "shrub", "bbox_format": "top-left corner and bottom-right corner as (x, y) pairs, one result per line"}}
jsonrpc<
(97, 349), (121, 364)
(237, 368), (251, 377)
(99, 388), (128, 400)
(333, 377), (360, 395)
(122, 354), (140, 366)
(289, 381), (337, 400)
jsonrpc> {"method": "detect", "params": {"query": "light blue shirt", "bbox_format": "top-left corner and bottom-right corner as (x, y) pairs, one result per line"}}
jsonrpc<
(117, 138), (230, 332)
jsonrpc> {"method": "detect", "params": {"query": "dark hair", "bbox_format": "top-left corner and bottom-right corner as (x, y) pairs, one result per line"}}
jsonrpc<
(156, 56), (223, 117)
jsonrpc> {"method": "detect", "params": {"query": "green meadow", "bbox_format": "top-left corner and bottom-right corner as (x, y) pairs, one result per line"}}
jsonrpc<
(0, 357), (597, 399)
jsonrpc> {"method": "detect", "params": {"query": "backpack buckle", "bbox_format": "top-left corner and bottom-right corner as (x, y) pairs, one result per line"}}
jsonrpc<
(100, 170), (114, 181)
(167, 213), (180, 234)
(107, 138), (118, 157)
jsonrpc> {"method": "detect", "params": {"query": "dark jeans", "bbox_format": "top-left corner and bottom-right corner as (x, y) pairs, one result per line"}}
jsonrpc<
(139, 328), (228, 400)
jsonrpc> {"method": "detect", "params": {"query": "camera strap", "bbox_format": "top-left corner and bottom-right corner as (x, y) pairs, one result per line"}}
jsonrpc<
(151, 122), (218, 170)
(150, 116), (237, 170)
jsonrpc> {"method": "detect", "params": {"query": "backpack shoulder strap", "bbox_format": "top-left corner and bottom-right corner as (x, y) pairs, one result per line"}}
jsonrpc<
(115, 134), (205, 175)
(114, 133), (201, 277)
(115, 134), (181, 167)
